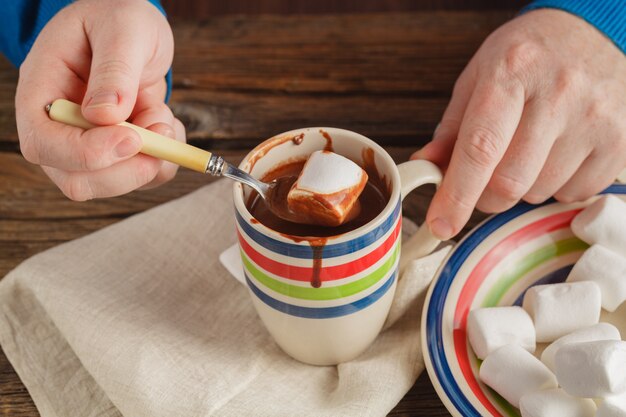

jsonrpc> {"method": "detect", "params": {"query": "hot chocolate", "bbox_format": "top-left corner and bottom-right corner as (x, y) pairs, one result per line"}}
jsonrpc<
(247, 160), (389, 238)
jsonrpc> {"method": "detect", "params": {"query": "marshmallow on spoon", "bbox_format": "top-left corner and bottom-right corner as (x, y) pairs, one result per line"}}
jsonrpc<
(541, 322), (621, 372)
(522, 281), (601, 343)
(555, 340), (626, 398)
(571, 195), (626, 257)
(519, 388), (596, 417)
(567, 244), (626, 312)
(597, 394), (626, 417)
(479, 344), (558, 408)
(467, 306), (536, 360)
(287, 150), (368, 226)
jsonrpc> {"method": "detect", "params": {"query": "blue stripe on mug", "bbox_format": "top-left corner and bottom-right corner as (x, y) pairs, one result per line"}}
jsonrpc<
(236, 199), (401, 259)
(245, 268), (397, 319)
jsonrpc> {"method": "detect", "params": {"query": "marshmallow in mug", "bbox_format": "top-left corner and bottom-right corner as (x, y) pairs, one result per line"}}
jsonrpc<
(597, 394), (626, 417)
(287, 150), (368, 226)
(467, 306), (536, 360)
(519, 388), (596, 417)
(522, 281), (602, 343)
(479, 344), (558, 408)
(571, 195), (626, 257)
(555, 340), (626, 398)
(540, 322), (621, 372)
(567, 244), (626, 312)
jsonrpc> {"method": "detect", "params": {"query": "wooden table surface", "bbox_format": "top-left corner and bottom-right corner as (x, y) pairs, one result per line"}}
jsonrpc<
(0, 11), (513, 416)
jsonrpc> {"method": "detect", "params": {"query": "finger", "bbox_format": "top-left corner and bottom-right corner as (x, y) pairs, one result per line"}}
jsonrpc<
(20, 120), (142, 172)
(80, 7), (171, 125)
(411, 64), (476, 170)
(129, 101), (184, 190)
(129, 79), (169, 120)
(139, 122), (180, 190)
(554, 146), (626, 203)
(43, 154), (162, 201)
(476, 100), (562, 213)
(523, 136), (591, 204)
(426, 80), (525, 239)
(130, 98), (176, 129)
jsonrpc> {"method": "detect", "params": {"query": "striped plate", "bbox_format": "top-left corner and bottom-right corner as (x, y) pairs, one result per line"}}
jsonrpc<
(421, 184), (626, 417)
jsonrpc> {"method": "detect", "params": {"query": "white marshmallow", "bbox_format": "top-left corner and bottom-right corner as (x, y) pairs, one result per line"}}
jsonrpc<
(597, 394), (626, 417)
(555, 340), (626, 398)
(522, 281), (601, 342)
(287, 150), (368, 226)
(541, 322), (621, 372)
(290, 151), (365, 195)
(571, 195), (626, 257)
(479, 345), (558, 408)
(567, 245), (626, 312)
(467, 306), (535, 360)
(519, 388), (596, 417)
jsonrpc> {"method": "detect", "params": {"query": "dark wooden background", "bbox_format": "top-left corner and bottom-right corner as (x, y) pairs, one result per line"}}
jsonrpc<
(0, 1), (525, 416)
(160, 0), (526, 15)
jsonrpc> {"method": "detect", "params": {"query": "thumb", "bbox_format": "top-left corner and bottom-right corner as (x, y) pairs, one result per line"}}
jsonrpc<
(81, 24), (151, 125)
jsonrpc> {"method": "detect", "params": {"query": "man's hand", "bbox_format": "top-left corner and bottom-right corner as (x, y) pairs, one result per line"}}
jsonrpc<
(16, 0), (185, 201)
(413, 9), (626, 240)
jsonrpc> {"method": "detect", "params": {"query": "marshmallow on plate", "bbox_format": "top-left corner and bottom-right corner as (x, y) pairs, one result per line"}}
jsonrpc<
(287, 150), (368, 226)
(597, 394), (626, 417)
(519, 388), (596, 417)
(522, 281), (601, 343)
(571, 195), (626, 257)
(555, 340), (626, 398)
(479, 344), (558, 408)
(467, 306), (535, 360)
(541, 322), (621, 372)
(567, 244), (626, 312)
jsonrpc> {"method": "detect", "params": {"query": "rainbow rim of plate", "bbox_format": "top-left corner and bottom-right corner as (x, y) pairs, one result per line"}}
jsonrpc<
(423, 184), (626, 417)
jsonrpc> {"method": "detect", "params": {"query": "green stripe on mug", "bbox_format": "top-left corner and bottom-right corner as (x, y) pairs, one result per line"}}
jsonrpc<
(241, 243), (400, 301)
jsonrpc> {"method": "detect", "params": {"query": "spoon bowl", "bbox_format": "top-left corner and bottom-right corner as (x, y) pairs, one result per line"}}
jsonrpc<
(220, 160), (361, 226)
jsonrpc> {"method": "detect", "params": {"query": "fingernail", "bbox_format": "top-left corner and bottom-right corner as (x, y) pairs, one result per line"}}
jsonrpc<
(87, 91), (119, 108)
(114, 137), (141, 158)
(429, 217), (454, 240)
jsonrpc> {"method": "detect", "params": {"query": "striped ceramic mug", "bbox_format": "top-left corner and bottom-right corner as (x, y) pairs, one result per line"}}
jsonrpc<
(233, 128), (442, 365)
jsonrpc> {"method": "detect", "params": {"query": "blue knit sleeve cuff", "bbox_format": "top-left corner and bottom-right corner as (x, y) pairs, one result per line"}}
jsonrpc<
(147, 0), (172, 103)
(523, 0), (626, 55)
(0, 0), (72, 67)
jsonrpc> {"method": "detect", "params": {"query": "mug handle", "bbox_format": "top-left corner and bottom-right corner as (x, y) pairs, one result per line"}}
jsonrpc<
(396, 159), (443, 275)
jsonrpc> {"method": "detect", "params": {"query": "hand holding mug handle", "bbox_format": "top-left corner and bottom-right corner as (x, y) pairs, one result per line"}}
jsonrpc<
(396, 159), (443, 275)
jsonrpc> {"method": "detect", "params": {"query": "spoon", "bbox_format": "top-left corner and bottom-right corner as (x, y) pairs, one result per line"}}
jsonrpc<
(46, 99), (358, 226)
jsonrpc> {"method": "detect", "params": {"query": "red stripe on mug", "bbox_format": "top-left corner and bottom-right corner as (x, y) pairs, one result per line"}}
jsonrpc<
(237, 217), (402, 282)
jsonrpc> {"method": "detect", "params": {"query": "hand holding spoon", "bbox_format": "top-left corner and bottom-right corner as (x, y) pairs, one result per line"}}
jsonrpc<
(46, 99), (359, 226)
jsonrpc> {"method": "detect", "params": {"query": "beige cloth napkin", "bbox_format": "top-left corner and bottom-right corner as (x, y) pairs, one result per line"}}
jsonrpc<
(0, 179), (450, 417)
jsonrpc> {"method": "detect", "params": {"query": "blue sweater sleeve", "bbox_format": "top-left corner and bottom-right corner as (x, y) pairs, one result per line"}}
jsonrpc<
(0, 0), (172, 101)
(524, 0), (626, 54)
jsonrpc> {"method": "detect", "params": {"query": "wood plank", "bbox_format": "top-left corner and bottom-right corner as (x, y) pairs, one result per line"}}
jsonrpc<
(170, 92), (449, 144)
(0, 348), (38, 417)
(0, 12), (513, 149)
(160, 0), (523, 17)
